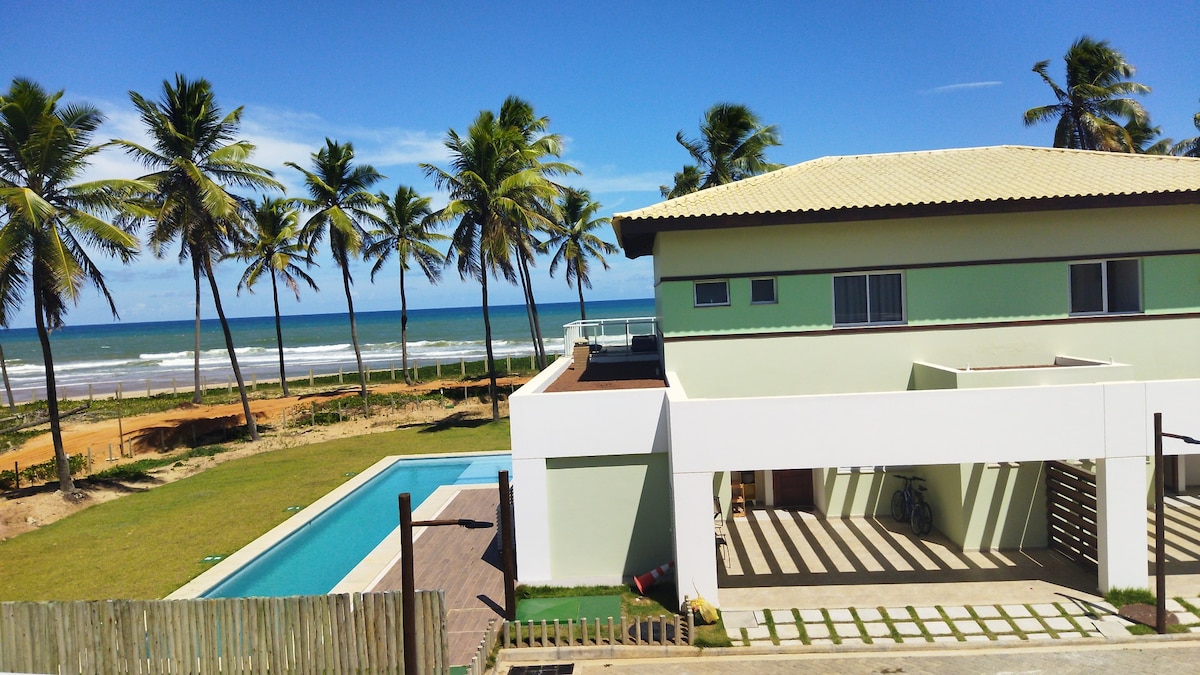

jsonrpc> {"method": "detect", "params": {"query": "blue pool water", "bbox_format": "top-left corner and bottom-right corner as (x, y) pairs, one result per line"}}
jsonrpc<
(202, 453), (512, 598)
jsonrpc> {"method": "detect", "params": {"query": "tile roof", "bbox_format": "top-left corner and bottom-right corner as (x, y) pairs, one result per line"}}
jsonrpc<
(616, 145), (1200, 222)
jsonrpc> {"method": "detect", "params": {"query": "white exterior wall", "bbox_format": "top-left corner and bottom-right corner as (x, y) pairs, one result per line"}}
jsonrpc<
(510, 358), (671, 586)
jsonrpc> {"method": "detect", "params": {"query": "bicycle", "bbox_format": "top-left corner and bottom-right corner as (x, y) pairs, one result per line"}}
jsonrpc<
(891, 474), (933, 536)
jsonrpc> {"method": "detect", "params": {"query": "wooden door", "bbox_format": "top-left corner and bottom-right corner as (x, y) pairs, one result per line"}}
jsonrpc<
(772, 469), (814, 509)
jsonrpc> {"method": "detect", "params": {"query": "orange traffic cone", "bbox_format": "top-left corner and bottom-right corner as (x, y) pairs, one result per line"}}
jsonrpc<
(633, 561), (675, 595)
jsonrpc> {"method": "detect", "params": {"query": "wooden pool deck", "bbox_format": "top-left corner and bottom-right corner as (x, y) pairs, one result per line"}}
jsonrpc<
(371, 486), (506, 667)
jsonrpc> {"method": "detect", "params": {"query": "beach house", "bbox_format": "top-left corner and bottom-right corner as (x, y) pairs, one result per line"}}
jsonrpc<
(509, 145), (1200, 608)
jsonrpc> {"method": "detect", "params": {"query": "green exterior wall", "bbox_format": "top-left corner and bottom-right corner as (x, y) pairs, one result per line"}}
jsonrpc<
(1145, 254), (1200, 314)
(546, 454), (673, 580)
(819, 462), (1046, 550)
(906, 263), (1066, 324)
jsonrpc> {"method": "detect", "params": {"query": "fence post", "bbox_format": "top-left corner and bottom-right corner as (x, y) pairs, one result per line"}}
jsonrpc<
(436, 359), (441, 378)
(460, 358), (465, 376)
(530, 353), (535, 369)
(506, 355), (511, 373)
(13, 461), (17, 489)
(227, 376), (232, 394)
(88, 383), (93, 402)
(173, 378), (177, 395)
(147, 379), (151, 397)
(339, 367), (343, 384)
(390, 362), (395, 381)
(311, 402), (316, 426)
(309, 369), (314, 386)
(252, 374), (257, 391)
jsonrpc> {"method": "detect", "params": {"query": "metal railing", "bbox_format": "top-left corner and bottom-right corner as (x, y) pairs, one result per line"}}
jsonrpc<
(563, 316), (658, 356)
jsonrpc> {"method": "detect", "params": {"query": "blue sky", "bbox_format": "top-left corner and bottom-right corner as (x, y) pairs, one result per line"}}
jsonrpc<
(3, 0), (1198, 327)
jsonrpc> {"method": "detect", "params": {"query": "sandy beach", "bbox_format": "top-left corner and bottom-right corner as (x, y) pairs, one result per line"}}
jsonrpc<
(0, 375), (525, 541)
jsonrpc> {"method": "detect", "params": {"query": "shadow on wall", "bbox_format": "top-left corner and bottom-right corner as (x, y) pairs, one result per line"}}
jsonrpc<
(622, 454), (674, 579)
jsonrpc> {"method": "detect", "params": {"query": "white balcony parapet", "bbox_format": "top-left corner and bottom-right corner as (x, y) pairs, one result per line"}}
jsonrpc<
(563, 316), (658, 356)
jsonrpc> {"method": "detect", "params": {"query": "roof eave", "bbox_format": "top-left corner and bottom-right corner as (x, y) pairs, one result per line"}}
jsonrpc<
(615, 190), (1200, 259)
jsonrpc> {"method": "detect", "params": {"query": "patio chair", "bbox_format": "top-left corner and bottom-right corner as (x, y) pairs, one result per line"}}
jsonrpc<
(714, 497), (730, 567)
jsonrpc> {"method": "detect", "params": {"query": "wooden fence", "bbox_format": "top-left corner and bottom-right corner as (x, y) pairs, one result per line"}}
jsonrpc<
(501, 614), (692, 649)
(1046, 460), (1098, 573)
(0, 591), (447, 674)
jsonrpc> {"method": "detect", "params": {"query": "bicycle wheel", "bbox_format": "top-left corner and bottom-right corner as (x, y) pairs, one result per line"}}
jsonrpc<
(911, 502), (933, 536)
(891, 490), (906, 522)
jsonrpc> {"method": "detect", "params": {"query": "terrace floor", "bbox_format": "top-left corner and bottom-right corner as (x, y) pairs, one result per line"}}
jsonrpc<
(372, 486), (505, 667)
(717, 496), (1200, 610)
(544, 354), (666, 393)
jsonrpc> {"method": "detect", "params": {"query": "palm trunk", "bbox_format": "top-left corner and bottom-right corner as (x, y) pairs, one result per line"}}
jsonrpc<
(270, 270), (289, 397)
(480, 266), (499, 421)
(517, 253), (547, 369)
(341, 262), (368, 399)
(32, 285), (74, 493)
(577, 280), (587, 321)
(400, 264), (411, 386)
(203, 258), (259, 442)
(192, 257), (203, 404)
(0, 341), (15, 410)
(515, 256), (539, 369)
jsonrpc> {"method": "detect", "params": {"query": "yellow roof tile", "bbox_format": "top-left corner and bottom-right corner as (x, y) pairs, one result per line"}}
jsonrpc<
(616, 146), (1200, 222)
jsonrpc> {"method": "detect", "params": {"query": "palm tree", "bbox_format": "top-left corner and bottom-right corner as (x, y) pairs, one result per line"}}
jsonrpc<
(422, 109), (561, 421)
(1172, 105), (1200, 157)
(665, 103), (782, 197)
(0, 78), (141, 491)
(1023, 36), (1150, 152)
(496, 97), (577, 369)
(120, 74), (279, 441)
(232, 197), (316, 397)
(364, 186), (446, 386)
(542, 189), (618, 321)
(288, 139), (382, 400)
(660, 165), (702, 199)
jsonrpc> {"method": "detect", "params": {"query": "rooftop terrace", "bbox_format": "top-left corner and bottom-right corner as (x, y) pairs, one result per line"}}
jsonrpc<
(543, 317), (667, 393)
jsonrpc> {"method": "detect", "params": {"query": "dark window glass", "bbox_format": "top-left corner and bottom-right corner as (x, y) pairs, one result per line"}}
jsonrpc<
(1106, 259), (1140, 313)
(750, 278), (776, 304)
(869, 273), (904, 323)
(694, 280), (729, 306)
(834, 275), (868, 324)
(1070, 262), (1104, 313)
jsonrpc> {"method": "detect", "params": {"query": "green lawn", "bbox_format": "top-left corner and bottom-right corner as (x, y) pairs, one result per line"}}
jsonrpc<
(0, 419), (510, 601)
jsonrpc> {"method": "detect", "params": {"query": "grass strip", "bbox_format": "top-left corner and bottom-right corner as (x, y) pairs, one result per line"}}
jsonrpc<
(762, 608), (779, 645)
(0, 419), (510, 600)
(792, 608), (811, 644)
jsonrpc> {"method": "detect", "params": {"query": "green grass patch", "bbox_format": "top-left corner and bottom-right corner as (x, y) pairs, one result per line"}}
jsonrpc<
(1126, 622), (1189, 635)
(1105, 587), (1157, 608)
(0, 420), (510, 601)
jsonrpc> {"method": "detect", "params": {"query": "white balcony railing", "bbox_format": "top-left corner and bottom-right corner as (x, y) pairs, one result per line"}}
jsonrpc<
(562, 316), (658, 356)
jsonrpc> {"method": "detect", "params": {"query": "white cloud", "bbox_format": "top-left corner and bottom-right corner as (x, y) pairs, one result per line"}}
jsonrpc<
(924, 81), (1003, 94)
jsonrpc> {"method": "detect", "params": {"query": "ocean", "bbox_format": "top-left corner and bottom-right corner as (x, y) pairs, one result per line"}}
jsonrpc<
(0, 298), (655, 400)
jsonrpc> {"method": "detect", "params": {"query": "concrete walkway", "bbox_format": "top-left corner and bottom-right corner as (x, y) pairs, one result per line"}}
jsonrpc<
(721, 596), (1200, 646)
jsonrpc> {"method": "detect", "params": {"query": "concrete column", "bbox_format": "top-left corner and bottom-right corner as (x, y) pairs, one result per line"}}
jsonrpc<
(671, 470), (719, 609)
(512, 457), (552, 584)
(1096, 455), (1150, 592)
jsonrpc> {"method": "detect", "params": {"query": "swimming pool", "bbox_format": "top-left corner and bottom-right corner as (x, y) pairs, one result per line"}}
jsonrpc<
(193, 453), (511, 598)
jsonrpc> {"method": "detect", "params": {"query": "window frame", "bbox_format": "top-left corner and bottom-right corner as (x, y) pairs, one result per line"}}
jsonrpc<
(832, 270), (907, 327)
(693, 279), (730, 307)
(749, 277), (777, 305)
(1068, 258), (1142, 316)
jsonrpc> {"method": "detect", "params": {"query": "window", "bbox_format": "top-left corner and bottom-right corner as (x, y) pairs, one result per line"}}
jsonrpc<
(750, 278), (777, 304)
(1069, 259), (1141, 314)
(694, 280), (729, 307)
(833, 272), (904, 325)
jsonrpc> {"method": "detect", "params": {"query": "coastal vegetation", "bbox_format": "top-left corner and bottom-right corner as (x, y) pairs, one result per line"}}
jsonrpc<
(542, 188), (617, 321)
(288, 140), (383, 402)
(120, 75), (281, 442)
(232, 197), (317, 397)
(0, 79), (144, 493)
(364, 185), (446, 386)
(660, 102), (783, 198)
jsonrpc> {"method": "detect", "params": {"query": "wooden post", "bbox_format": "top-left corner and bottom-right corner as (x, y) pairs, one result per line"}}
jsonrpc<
(147, 379), (151, 397)
(311, 402), (316, 426)
(88, 383), (93, 402)
(87, 447), (92, 473)
(399, 493), (417, 675)
(227, 376), (232, 394)
(252, 374), (257, 391)
(172, 378), (177, 395)
(436, 359), (441, 378)
(13, 461), (17, 490)
(530, 353), (534, 369)
(1155, 412), (1167, 634)
(339, 367), (343, 384)
(309, 369), (314, 386)
(390, 362), (395, 381)
(500, 470), (517, 619)
(506, 355), (511, 373)
(338, 402), (343, 423)
(460, 358), (465, 376)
